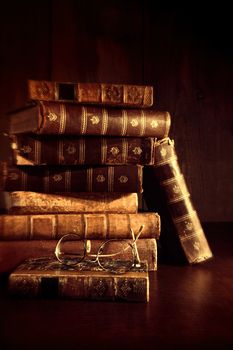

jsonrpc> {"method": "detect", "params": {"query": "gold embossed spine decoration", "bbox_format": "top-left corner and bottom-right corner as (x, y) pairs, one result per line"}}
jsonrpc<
(153, 138), (213, 264)
(11, 135), (155, 165)
(8, 101), (171, 138)
(0, 212), (160, 240)
(8, 258), (149, 302)
(0, 163), (143, 193)
(28, 80), (153, 108)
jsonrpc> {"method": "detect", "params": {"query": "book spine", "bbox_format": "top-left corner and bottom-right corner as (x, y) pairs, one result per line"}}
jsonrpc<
(0, 239), (157, 275)
(28, 80), (153, 108)
(0, 212), (160, 240)
(0, 163), (143, 193)
(38, 102), (170, 138)
(11, 135), (155, 165)
(153, 138), (213, 264)
(4, 192), (138, 214)
(9, 269), (149, 302)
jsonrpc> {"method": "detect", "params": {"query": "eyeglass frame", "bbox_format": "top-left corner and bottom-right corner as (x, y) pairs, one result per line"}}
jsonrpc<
(54, 225), (144, 274)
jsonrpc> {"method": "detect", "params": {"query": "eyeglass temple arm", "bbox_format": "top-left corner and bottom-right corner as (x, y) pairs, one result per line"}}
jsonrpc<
(130, 225), (144, 266)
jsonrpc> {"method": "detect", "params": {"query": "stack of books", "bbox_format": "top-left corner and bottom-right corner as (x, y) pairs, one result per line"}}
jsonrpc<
(0, 80), (171, 302)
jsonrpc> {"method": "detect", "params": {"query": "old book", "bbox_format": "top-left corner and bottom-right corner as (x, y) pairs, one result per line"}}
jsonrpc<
(8, 257), (149, 302)
(0, 238), (157, 275)
(0, 162), (143, 193)
(11, 135), (155, 165)
(28, 80), (153, 108)
(8, 101), (171, 138)
(144, 138), (213, 264)
(0, 212), (160, 240)
(3, 192), (138, 214)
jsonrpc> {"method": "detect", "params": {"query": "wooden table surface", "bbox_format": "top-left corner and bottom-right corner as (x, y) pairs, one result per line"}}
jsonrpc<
(0, 223), (232, 350)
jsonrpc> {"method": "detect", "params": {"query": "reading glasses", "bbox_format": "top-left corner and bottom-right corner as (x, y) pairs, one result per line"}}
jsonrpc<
(54, 225), (144, 274)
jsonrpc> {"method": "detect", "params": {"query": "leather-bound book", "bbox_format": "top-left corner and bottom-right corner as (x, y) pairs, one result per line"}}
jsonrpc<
(0, 163), (143, 193)
(28, 80), (153, 108)
(8, 101), (171, 138)
(144, 138), (213, 264)
(3, 192), (138, 214)
(0, 212), (160, 240)
(0, 238), (157, 274)
(8, 257), (149, 302)
(11, 135), (155, 165)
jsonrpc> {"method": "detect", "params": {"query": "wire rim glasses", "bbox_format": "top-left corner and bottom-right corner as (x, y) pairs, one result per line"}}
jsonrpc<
(54, 225), (144, 274)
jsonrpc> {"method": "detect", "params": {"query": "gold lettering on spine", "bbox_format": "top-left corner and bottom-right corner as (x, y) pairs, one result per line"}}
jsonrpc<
(101, 138), (107, 164)
(59, 104), (66, 134)
(54, 82), (59, 101)
(102, 109), (108, 135)
(81, 107), (88, 134)
(65, 170), (71, 191)
(58, 140), (63, 164)
(101, 84), (105, 103)
(139, 110), (146, 136)
(123, 86), (127, 104)
(168, 193), (190, 204)
(121, 110), (128, 136)
(173, 211), (197, 223)
(180, 229), (203, 241)
(164, 112), (171, 137)
(87, 168), (93, 192)
(79, 138), (85, 164)
(35, 140), (41, 164)
(108, 167), (114, 192)
(122, 139), (128, 163)
(154, 155), (178, 167)
(103, 214), (108, 239)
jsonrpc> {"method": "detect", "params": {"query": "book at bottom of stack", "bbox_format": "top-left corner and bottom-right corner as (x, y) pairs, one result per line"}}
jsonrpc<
(0, 187), (160, 302)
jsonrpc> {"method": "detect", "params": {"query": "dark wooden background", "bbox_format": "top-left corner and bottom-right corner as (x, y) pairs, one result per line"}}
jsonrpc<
(0, 0), (232, 222)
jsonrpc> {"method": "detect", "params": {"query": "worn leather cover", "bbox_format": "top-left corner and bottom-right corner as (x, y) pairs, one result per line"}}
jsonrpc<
(0, 238), (157, 274)
(4, 192), (138, 214)
(153, 138), (213, 264)
(28, 80), (153, 108)
(8, 257), (149, 302)
(11, 135), (155, 165)
(0, 212), (160, 240)
(9, 101), (171, 138)
(0, 162), (143, 193)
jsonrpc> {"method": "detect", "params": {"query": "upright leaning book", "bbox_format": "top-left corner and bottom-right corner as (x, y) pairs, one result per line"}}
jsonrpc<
(8, 257), (149, 302)
(144, 138), (213, 264)
(28, 80), (154, 108)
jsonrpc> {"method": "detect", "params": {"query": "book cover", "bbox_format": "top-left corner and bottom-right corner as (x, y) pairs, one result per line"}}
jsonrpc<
(3, 192), (138, 214)
(8, 101), (171, 138)
(0, 212), (160, 240)
(144, 138), (213, 264)
(11, 135), (155, 166)
(0, 238), (157, 275)
(0, 163), (143, 193)
(8, 257), (149, 302)
(28, 80), (153, 108)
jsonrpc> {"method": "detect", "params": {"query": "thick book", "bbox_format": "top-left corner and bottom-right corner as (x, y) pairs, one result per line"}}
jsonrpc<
(0, 162), (143, 193)
(0, 212), (160, 240)
(3, 191), (138, 214)
(0, 238), (157, 274)
(11, 135), (155, 165)
(144, 138), (213, 264)
(28, 80), (153, 108)
(8, 101), (171, 138)
(8, 257), (149, 302)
